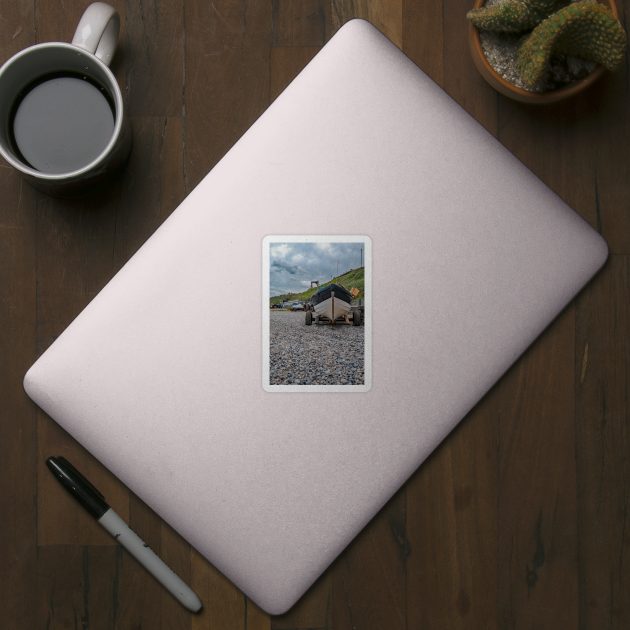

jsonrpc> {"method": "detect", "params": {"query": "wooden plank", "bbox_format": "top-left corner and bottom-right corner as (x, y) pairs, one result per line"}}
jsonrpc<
(271, 573), (332, 629)
(270, 47), (321, 103)
(247, 600), (272, 630)
(184, 0), (272, 192)
(0, 5), (38, 629)
(190, 549), (247, 630)
(0, 134), (38, 630)
(443, 0), (497, 131)
(407, 392), (499, 629)
(402, 0), (444, 88)
(159, 117), (187, 221)
(331, 485), (407, 630)
(583, 72), (630, 254)
(575, 256), (630, 629)
(126, 0), (184, 116)
(497, 304), (578, 628)
(34, 187), (121, 355)
(271, 0), (332, 46)
(36, 0), (121, 44)
(36, 545), (118, 630)
(0, 0), (36, 55)
(494, 52), (629, 256)
(331, 0), (402, 48)
(496, 97), (597, 223)
(491, 59), (620, 630)
(490, 28), (627, 626)
(112, 116), (185, 270)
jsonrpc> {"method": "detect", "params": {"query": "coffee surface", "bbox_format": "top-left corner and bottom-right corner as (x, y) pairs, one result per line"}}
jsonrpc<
(12, 74), (115, 174)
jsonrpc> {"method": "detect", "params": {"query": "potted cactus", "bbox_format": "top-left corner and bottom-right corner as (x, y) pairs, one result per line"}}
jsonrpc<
(467, 0), (627, 103)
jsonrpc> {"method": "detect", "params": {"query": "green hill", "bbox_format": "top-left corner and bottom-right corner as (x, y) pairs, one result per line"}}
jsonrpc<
(270, 266), (365, 306)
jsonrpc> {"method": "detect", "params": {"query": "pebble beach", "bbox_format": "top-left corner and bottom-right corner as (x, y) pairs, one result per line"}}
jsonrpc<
(269, 311), (365, 386)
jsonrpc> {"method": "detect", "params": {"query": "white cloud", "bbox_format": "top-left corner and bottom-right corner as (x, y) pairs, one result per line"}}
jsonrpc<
(315, 242), (332, 251)
(269, 241), (364, 297)
(270, 244), (291, 259)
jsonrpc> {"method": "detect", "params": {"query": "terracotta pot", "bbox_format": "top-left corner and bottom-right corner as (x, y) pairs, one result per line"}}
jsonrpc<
(468, 0), (619, 103)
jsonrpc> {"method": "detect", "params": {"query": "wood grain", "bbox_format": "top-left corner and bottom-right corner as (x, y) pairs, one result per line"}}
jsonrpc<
(36, 545), (119, 630)
(112, 116), (185, 270)
(331, 486), (408, 630)
(125, 0), (184, 117)
(576, 256), (630, 629)
(403, 0), (444, 88)
(271, 0), (332, 46)
(184, 0), (271, 192)
(270, 47), (322, 103)
(332, 0), (403, 48)
(271, 573), (332, 629)
(583, 72), (630, 254)
(443, 0), (497, 131)
(190, 549), (247, 630)
(0, 154), (38, 630)
(0, 5), (39, 629)
(497, 304), (579, 629)
(407, 392), (499, 629)
(494, 62), (630, 258)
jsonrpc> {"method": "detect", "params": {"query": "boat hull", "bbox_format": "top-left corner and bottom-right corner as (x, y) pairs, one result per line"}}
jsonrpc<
(310, 283), (353, 321)
(312, 295), (352, 320)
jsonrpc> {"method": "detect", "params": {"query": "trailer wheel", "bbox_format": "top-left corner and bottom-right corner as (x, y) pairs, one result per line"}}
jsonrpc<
(353, 311), (362, 326)
(305, 311), (312, 326)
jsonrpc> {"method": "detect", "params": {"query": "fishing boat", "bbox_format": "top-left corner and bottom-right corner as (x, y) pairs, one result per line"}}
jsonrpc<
(310, 283), (353, 321)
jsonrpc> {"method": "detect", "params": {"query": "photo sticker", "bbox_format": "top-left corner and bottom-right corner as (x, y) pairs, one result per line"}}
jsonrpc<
(263, 236), (372, 392)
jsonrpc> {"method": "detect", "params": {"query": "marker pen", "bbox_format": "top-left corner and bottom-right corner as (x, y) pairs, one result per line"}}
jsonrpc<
(46, 456), (202, 613)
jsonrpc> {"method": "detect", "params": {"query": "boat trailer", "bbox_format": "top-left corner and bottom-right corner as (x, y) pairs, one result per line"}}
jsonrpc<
(305, 290), (362, 326)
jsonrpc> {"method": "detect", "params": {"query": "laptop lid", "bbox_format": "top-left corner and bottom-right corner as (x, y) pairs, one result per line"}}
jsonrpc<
(24, 19), (608, 614)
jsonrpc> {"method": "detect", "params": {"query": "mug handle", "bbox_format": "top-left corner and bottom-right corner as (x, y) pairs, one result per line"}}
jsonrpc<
(71, 2), (120, 67)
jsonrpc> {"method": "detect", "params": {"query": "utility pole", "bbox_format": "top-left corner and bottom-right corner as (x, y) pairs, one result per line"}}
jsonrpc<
(361, 248), (363, 268)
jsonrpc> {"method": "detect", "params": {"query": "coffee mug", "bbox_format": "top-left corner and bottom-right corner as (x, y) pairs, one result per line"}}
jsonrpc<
(0, 2), (132, 197)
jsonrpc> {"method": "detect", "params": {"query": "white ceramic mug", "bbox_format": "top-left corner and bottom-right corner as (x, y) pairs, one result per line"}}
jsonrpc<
(0, 2), (131, 197)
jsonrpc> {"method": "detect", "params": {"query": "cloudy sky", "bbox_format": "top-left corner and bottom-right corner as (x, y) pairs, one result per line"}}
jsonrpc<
(269, 241), (364, 297)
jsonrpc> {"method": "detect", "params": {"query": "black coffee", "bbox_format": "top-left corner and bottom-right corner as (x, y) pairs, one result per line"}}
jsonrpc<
(10, 73), (115, 174)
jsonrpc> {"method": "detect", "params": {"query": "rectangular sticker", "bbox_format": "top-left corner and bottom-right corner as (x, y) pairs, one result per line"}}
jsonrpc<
(263, 236), (372, 392)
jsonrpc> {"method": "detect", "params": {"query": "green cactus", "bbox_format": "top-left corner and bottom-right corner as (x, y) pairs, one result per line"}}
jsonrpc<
(516, 1), (627, 85)
(467, 0), (568, 33)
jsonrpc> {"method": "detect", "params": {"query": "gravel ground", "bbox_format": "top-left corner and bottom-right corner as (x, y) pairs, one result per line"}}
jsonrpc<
(269, 311), (365, 386)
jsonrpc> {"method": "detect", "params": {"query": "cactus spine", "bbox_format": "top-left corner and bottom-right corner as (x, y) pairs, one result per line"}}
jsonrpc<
(467, 0), (568, 33)
(516, 1), (627, 85)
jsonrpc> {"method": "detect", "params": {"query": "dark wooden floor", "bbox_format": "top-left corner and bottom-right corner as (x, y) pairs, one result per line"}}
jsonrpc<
(1, 0), (629, 628)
